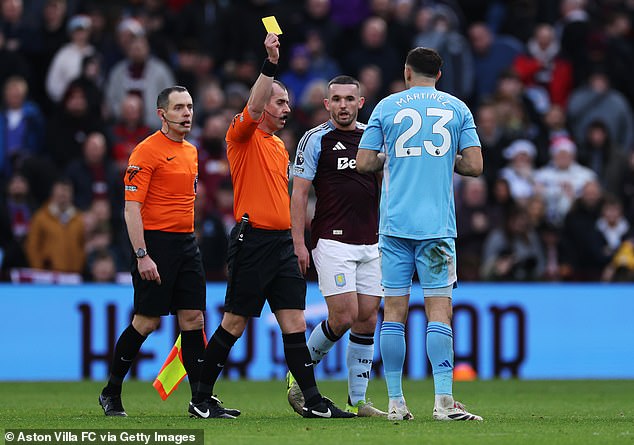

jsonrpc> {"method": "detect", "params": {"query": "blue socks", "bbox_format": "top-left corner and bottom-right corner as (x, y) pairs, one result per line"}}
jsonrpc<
(380, 321), (405, 399)
(426, 321), (454, 396)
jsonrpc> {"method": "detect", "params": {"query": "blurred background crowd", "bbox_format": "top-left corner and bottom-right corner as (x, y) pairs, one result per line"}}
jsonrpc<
(1, 0), (633, 284)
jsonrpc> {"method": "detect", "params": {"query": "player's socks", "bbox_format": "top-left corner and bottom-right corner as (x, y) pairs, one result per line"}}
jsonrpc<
(426, 321), (454, 398)
(347, 332), (374, 405)
(283, 332), (321, 406)
(307, 320), (342, 364)
(103, 324), (147, 395)
(180, 329), (206, 396)
(380, 321), (405, 399)
(193, 325), (238, 403)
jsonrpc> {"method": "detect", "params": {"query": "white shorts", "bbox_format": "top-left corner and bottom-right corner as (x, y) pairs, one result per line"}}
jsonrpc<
(312, 238), (383, 297)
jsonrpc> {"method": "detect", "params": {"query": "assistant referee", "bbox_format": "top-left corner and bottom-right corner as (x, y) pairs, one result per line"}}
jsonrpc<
(98, 86), (207, 417)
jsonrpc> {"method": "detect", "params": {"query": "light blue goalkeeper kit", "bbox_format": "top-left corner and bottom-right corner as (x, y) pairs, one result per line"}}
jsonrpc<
(359, 85), (480, 401)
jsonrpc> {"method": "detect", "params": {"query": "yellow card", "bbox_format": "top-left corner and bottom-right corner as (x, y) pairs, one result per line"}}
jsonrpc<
(262, 16), (283, 35)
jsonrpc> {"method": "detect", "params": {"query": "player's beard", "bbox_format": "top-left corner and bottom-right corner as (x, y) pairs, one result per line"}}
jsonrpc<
(332, 110), (356, 128)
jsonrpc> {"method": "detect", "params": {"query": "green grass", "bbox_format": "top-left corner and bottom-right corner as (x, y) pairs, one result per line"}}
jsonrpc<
(1, 380), (633, 445)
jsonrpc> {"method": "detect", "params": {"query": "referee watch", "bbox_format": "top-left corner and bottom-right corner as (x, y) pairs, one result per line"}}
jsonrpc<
(135, 248), (148, 259)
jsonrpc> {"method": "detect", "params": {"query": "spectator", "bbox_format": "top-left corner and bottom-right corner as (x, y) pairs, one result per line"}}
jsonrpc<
(468, 22), (523, 105)
(193, 181), (227, 281)
(45, 14), (94, 103)
(45, 82), (106, 169)
(0, 172), (34, 277)
(475, 102), (515, 188)
(513, 23), (574, 108)
(578, 120), (629, 196)
(602, 235), (634, 282)
(414, 5), (474, 101)
(104, 35), (175, 127)
(357, 64), (383, 124)
(481, 205), (545, 281)
(24, 178), (85, 273)
(24, 0), (68, 112)
(305, 30), (340, 82)
(455, 176), (493, 281)
(558, 179), (609, 281)
(66, 54), (104, 119)
(567, 70), (634, 151)
(603, 12), (634, 107)
(197, 112), (231, 211)
(534, 136), (596, 226)
(0, 75), (45, 179)
(499, 139), (538, 205)
(109, 93), (151, 171)
(280, 44), (319, 105)
(595, 195), (630, 258)
(65, 131), (123, 212)
(87, 248), (117, 283)
(557, 0), (592, 86)
(345, 16), (400, 92)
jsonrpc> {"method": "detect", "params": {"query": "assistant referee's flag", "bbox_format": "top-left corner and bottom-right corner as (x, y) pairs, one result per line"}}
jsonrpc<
(153, 334), (187, 400)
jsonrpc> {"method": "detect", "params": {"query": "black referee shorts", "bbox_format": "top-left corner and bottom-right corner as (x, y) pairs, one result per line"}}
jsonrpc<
(132, 231), (206, 316)
(224, 223), (306, 317)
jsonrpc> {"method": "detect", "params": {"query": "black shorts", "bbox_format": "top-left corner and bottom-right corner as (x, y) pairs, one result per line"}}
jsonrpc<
(132, 231), (206, 316)
(224, 224), (306, 317)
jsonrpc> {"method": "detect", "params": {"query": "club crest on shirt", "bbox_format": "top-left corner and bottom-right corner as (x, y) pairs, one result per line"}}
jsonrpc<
(334, 273), (346, 287)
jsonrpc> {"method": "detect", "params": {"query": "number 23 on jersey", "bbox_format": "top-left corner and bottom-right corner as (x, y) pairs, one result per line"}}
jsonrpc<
(393, 107), (454, 158)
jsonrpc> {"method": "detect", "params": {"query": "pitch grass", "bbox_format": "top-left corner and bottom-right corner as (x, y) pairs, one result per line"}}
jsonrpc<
(1, 380), (633, 445)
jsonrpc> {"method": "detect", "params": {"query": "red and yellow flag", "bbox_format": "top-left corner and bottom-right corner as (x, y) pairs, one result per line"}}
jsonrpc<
(153, 334), (187, 400)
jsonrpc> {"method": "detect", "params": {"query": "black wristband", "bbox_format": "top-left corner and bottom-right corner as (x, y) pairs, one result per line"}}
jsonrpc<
(261, 58), (278, 77)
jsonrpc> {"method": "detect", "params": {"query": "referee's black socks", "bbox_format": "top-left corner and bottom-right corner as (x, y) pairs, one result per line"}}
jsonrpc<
(193, 325), (238, 403)
(103, 324), (147, 396)
(181, 329), (206, 396)
(283, 332), (321, 407)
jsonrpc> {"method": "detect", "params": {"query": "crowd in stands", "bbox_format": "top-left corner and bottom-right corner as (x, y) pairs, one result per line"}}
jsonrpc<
(1, 0), (633, 283)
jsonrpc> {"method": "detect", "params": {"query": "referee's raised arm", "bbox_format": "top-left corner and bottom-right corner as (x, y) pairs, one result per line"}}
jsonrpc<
(247, 32), (280, 120)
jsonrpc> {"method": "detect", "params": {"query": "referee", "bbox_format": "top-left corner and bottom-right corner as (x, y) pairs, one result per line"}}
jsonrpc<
(98, 86), (209, 417)
(188, 33), (354, 419)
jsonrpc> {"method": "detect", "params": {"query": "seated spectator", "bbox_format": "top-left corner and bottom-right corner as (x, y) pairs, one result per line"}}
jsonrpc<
(513, 23), (573, 108)
(596, 195), (630, 258)
(455, 176), (493, 281)
(45, 14), (95, 104)
(87, 248), (117, 283)
(602, 235), (634, 282)
(0, 172), (34, 278)
(414, 5), (474, 100)
(280, 44), (320, 105)
(567, 70), (634, 151)
(194, 181), (228, 281)
(481, 205), (545, 281)
(24, 178), (85, 273)
(46, 82), (106, 169)
(65, 132), (122, 212)
(499, 139), (538, 205)
(577, 120), (629, 197)
(468, 21), (523, 105)
(104, 35), (175, 128)
(475, 102), (515, 188)
(559, 180), (608, 281)
(0, 75), (45, 179)
(109, 93), (151, 171)
(534, 137), (596, 226)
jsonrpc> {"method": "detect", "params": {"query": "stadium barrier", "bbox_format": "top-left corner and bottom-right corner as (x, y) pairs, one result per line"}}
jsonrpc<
(0, 283), (632, 381)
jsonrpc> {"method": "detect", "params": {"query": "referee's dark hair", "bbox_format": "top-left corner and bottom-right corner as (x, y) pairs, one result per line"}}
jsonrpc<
(157, 86), (189, 109)
(327, 75), (361, 91)
(406, 47), (443, 78)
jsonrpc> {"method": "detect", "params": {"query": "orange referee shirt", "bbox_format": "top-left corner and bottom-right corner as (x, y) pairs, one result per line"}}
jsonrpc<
(226, 105), (291, 230)
(124, 131), (198, 233)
